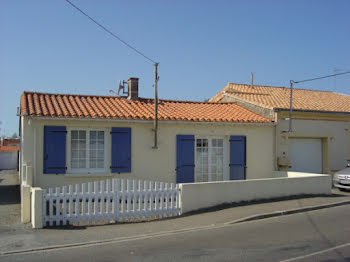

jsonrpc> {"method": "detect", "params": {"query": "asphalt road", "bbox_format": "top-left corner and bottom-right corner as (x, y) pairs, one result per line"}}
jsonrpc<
(1, 205), (350, 262)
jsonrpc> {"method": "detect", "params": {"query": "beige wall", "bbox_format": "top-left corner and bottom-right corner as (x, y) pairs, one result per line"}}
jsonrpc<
(276, 112), (350, 173)
(20, 117), (275, 189)
(179, 172), (332, 213)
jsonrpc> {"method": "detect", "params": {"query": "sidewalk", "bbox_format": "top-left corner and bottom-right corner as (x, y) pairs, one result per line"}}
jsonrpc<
(0, 170), (20, 226)
(0, 189), (350, 255)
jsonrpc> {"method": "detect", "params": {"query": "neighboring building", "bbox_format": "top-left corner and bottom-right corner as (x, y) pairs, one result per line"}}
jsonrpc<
(210, 83), (350, 174)
(19, 78), (275, 189)
(1, 138), (20, 146)
(0, 144), (20, 170)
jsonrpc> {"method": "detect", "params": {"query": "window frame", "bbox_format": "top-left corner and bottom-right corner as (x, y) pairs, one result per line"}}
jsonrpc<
(194, 136), (228, 182)
(66, 127), (109, 174)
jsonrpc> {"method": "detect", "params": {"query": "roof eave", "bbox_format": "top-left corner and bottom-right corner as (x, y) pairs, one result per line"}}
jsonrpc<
(273, 108), (350, 115)
(25, 116), (275, 126)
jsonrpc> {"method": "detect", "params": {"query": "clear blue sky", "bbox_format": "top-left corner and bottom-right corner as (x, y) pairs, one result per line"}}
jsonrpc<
(1, 0), (350, 136)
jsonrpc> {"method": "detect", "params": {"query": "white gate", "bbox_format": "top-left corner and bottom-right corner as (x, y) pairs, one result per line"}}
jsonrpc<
(43, 178), (180, 227)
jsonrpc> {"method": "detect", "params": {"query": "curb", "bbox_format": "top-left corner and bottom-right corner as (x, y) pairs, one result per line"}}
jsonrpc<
(0, 224), (225, 257)
(227, 199), (350, 224)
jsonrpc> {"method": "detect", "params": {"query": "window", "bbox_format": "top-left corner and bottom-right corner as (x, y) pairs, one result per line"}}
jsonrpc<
(195, 137), (225, 182)
(68, 129), (107, 172)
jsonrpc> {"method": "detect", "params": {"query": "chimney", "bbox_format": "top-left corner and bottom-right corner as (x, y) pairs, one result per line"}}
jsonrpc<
(128, 77), (139, 100)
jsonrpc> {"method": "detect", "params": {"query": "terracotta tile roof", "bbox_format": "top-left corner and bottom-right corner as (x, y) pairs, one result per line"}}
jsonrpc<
(0, 145), (20, 151)
(210, 83), (350, 113)
(20, 91), (272, 123)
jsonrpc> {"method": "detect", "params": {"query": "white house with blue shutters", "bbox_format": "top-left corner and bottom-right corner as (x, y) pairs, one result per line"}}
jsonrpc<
(19, 79), (275, 191)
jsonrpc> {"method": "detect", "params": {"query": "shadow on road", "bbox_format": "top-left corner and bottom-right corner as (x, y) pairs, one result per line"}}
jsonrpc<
(0, 185), (20, 205)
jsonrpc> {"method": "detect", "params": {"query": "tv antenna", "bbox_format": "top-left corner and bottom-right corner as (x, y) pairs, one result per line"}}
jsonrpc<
(117, 80), (128, 95)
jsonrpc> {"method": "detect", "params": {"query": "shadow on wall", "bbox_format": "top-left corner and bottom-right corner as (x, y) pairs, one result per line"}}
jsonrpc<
(0, 185), (20, 205)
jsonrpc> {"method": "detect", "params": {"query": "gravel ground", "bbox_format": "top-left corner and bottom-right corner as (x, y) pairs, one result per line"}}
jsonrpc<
(0, 170), (20, 225)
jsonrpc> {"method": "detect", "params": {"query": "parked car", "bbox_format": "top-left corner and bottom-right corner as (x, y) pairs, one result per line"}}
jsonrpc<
(333, 165), (350, 191)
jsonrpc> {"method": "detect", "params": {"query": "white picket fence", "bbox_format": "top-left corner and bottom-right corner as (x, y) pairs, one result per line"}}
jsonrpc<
(43, 178), (180, 227)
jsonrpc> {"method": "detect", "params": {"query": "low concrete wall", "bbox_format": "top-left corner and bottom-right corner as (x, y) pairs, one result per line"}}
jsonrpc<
(179, 172), (332, 214)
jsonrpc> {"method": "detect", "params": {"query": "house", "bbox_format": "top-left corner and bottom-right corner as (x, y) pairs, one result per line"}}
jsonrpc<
(210, 83), (350, 174)
(19, 78), (275, 190)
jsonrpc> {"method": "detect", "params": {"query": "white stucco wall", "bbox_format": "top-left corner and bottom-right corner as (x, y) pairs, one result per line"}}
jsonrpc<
(0, 151), (18, 170)
(20, 117), (275, 189)
(179, 172), (332, 214)
(276, 113), (350, 173)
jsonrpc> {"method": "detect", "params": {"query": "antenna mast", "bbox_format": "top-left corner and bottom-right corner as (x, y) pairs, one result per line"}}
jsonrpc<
(250, 72), (254, 88)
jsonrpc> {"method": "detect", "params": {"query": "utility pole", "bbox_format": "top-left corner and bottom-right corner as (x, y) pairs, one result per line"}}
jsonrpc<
(288, 71), (350, 132)
(288, 80), (294, 132)
(153, 63), (159, 149)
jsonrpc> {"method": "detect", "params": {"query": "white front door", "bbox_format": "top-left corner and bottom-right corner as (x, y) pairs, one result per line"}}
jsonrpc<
(289, 138), (323, 173)
(195, 138), (225, 182)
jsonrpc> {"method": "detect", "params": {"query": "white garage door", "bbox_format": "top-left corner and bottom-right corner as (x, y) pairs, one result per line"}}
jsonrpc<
(289, 138), (322, 174)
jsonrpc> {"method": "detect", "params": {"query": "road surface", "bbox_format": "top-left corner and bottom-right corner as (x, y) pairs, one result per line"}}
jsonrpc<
(1, 205), (350, 262)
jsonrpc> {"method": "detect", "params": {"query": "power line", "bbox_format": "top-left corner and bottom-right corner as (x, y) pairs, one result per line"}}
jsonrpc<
(288, 70), (350, 132)
(292, 71), (350, 84)
(64, 0), (157, 64)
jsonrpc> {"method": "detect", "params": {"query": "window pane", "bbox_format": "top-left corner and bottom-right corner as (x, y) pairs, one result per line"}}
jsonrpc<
(71, 159), (79, 168)
(203, 139), (208, 147)
(89, 160), (96, 168)
(90, 150), (96, 159)
(97, 160), (104, 168)
(90, 140), (96, 150)
(88, 130), (105, 169)
(78, 150), (84, 159)
(97, 131), (104, 139)
(97, 140), (104, 150)
(72, 150), (79, 159)
(217, 139), (223, 147)
(90, 131), (96, 140)
(71, 140), (78, 150)
(79, 160), (85, 168)
(97, 150), (104, 158)
(79, 131), (86, 139)
(71, 131), (78, 139)
(79, 140), (86, 150)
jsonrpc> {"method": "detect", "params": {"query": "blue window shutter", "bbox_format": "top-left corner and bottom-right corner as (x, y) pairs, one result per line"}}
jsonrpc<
(111, 127), (131, 173)
(229, 135), (246, 180)
(176, 135), (195, 183)
(44, 126), (67, 174)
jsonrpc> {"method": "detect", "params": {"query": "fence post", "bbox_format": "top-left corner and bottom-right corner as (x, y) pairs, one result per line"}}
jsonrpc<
(21, 184), (31, 223)
(31, 187), (43, 229)
(113, 178), (119, 222)
(177, 184), (182, 215)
